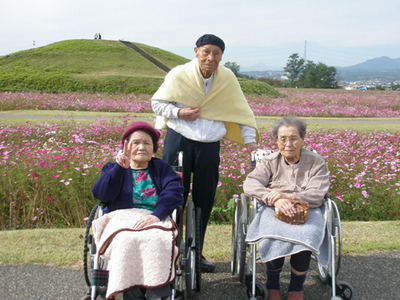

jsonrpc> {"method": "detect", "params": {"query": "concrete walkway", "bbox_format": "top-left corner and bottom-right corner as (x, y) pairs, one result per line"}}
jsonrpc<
(1, 251), (399, 300)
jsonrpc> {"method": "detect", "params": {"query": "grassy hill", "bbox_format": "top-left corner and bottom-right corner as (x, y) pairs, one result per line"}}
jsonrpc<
(0, 39), (280, 96)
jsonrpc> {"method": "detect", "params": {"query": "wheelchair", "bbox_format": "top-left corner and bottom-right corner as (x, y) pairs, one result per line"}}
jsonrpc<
(82, 152), (202, 300)
(231, 150), (354, 300)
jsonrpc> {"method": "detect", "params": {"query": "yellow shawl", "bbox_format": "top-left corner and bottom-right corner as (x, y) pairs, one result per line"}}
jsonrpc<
(152, 59), (259, 145)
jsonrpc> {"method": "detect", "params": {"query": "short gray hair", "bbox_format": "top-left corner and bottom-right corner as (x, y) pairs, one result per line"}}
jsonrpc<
(272, 116), (307, 139)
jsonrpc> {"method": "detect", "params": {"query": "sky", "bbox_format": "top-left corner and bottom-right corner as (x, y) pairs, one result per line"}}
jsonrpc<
(1, 0), (400, 70)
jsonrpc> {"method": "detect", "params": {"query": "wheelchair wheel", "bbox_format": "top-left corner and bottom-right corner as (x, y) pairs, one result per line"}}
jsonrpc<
(318, 200), (342, 284)
(195, 207), (202, 292)
(83, 204), (100, 287)
(83, 204), (107, 298)
(231, 196), (240, 276)
(334, 280), (354, 300)
(245, 280), (268, 300)
(185, 201), (198, 299)
(237, 193), (248, 283)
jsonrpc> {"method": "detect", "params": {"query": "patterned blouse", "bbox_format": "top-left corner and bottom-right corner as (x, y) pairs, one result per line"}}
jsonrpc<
(131, 169), (158, 211)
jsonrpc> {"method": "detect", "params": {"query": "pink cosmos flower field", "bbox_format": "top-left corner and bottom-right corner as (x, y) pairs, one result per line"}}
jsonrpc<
(1, 88), (400, 117)
(0, 89), (399, 228)
(1, 119), (399, 229)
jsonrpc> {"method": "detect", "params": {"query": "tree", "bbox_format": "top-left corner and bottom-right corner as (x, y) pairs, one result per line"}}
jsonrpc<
(284, 53), (305, 86)
(298, 61), (337, 88)
(316, 63), (337, 88)
(224, 61), (240, 77)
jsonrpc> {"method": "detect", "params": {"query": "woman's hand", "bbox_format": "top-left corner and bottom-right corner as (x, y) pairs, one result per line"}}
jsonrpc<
(274, 198), (296, 218)
(264, 188), (297, 206)
(116, 140), (132, 169)
(264, 188), (285, 206)
(132, 215), (160, 230)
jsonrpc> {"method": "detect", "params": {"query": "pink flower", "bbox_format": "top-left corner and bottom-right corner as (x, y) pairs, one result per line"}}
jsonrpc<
(361, 190), (370, 198)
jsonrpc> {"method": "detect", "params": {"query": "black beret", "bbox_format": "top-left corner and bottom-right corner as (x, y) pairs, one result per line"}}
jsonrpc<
(195, 34), (225, 52)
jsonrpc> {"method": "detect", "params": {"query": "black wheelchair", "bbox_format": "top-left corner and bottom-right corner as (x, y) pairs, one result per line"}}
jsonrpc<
(82, 152), (202, 300)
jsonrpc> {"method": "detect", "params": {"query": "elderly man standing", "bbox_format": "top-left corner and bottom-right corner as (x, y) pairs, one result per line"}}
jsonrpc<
(152, 34), (258, 272)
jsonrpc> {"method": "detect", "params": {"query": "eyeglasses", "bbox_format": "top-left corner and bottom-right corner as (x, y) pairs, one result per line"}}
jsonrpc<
(198, 48), (223, 59)
(277, 135), (301, 145)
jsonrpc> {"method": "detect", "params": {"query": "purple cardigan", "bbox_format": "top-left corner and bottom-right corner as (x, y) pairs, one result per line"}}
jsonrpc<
(91, 157), (184, 220)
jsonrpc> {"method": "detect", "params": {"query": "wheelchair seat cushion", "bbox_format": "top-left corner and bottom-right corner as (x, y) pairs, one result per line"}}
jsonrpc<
(92, 208), (179, 299)
(246, 203), (328, 266)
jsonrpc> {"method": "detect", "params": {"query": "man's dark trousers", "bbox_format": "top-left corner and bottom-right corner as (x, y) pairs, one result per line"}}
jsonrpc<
(162, 127), (220, 249)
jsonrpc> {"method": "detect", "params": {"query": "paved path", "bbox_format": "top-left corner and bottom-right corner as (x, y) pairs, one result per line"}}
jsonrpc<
(1, 113), (400, 125)
(1, 251), (399, 300)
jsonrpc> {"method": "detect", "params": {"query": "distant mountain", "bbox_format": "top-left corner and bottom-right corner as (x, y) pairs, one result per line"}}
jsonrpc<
(240, 62), (282, 72)
(336, 56), (400, 82)
(339, 56), (400, 70)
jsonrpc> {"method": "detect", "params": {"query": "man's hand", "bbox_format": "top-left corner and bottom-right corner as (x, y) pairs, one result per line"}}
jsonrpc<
(246, 142), (258, 153)
(132, 215), (160, 230)
(178, 107), (201, 121)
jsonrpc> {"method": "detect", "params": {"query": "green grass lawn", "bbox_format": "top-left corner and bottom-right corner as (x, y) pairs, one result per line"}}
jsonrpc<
(1, 111), (399, 131)
(1, 221), (399, 268)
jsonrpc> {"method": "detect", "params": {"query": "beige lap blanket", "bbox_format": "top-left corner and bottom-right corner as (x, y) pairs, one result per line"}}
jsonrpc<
(92, 208), (179, 299)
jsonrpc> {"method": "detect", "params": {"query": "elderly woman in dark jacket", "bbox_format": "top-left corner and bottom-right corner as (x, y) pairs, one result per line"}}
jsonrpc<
(92, 121), (184, 300)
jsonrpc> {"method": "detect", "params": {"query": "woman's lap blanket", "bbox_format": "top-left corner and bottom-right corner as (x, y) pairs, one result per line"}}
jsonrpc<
(92, 208), (179, 300)
(246, 204), (328, 266)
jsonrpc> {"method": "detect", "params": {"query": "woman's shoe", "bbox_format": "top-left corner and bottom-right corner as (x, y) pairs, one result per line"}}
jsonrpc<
(267, 289), (281, 300)
(287, 290), (304, 300)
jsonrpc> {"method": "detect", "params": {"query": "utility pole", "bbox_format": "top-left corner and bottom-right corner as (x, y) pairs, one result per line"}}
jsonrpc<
(304, 40), (307, 61)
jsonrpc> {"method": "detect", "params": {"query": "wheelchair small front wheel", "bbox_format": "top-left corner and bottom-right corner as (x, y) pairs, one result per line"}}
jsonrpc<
(245, 281), (268, 300)
(334, 280), (354, 300)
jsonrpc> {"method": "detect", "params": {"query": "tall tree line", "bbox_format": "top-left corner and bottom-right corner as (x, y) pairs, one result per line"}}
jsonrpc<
(284, 53), (337, 88)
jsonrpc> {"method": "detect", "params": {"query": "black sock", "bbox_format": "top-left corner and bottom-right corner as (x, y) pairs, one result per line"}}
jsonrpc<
(288, 271), (307, 292)
(266, 268), (281, 290)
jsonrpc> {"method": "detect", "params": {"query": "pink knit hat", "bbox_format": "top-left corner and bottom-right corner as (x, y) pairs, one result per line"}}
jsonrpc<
(121, 121), (161, 152)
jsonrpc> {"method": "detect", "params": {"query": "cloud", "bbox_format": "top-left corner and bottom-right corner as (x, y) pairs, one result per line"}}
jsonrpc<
(1, 0), (400, 67)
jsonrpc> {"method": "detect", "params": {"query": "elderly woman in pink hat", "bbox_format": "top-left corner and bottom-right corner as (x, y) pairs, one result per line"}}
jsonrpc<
(92, 121), (184, 300)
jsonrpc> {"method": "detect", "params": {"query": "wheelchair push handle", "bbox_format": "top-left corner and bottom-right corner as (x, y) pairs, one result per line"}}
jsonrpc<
(250, 151), (257, 170)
